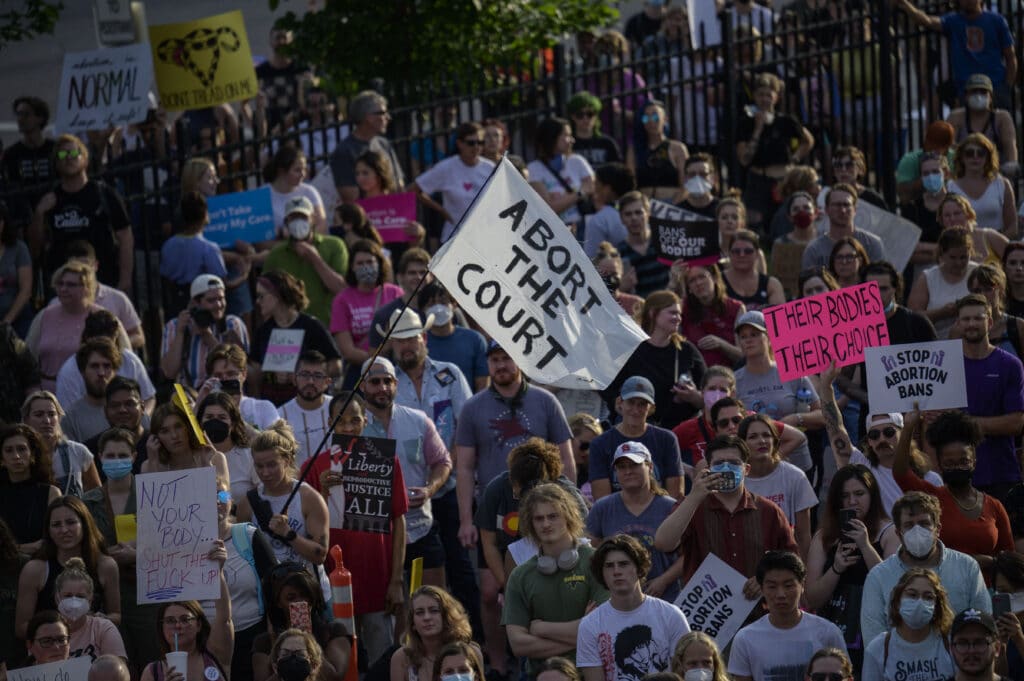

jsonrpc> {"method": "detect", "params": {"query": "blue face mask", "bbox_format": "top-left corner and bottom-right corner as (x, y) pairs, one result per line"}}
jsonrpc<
(101, 459), (133, 480)
(922, 172), (944, 193)
(441, 674), (474, 681)
(710, 461), (744, 491)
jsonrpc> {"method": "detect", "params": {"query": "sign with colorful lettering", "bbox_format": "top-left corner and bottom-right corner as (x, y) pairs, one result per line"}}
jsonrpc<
(673, 553), (757, 647)
(763, 281), (890, 381)
(865, 340), (968, 413)
(205, 187), (276, 246)
(56, 44), (154, 134)
(357, 192), (418, 243)
(262, 329), (305, 373)
(136, 467), (219, 603)
(331, 434), (396, 534)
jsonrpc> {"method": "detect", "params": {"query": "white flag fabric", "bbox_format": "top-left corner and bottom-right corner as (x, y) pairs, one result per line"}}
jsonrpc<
(429, 157), (648, 390)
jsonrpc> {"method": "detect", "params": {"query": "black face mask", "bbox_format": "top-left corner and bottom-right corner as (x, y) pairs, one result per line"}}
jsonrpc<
(941, 467), (974, 489)
(601, 273), (621, 293)
(202, 419), (231, 443)
(276, 654), (312, 681)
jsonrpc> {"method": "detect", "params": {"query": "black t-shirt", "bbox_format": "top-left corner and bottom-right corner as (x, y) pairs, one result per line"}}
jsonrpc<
(624, 11), (663, 46)
(252, 312), (341, 365)
(2, 139), (56, 222)
(736, 112), (804, 167)
(573, 135), (623, 167)
(901, 197), (942, 244)
(45, 180), (131, 285)
(255, 60), (313, 129)
(676, 197), (719, 219)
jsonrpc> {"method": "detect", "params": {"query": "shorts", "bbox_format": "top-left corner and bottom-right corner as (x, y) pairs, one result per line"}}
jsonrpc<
(404, 524), (445, 569)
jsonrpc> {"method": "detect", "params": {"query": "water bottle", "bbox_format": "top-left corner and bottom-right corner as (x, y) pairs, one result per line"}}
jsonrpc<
(795, 388), (813, 414)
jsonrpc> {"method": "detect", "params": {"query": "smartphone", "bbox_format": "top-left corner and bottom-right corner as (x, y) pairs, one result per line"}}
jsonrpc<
(840, 508), (857, 532)
(678, 372), (693, 386)
(994, 592), (1012, 618)
(709, 470), (735, 491)
(220, 379), (241, 395)
(289, 601), (313, 633)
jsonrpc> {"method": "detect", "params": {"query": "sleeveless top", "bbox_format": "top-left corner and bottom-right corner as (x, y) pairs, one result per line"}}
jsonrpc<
(725, 273), (771, 311)
(948, 178), (1006, 233)
(637, 140), (679, 189)
(923, 263), (976, 339)
(0, 476), (51, 544)
(955, 110), (1002, 148)
(38, 556), (106, 613)
(256, 481), (331, 600)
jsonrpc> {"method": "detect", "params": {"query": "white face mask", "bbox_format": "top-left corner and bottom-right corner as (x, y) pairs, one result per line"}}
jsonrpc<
(901, 524), (935, 558)
(685, 669), (714, 681)
(685, 176), (713, 197)
(287, 217), (311, 240)
(967, 94), (990, 111)
(426, 303), (453, 326)
(58, 595), (91, 621)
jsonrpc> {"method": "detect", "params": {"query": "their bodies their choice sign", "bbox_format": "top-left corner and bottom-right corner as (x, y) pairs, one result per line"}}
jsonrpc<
(357, 193), (418, 243)
(330, 434), (396, 533)
(865, 340), (968, 413)
(205, 187), (275, 246)
(56, 44), (155, 134)
(674, 554), (757, 647)
(763, 281), (890, 381)
(136, 467), (219, 604)
(9, 656), (91, 681)
(430, 157), (648, 389)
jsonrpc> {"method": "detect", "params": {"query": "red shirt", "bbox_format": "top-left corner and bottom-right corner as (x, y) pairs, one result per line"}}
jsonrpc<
(681, 297), (743, 368)
(673, 415), (788, 465)
(678, 488), (798, 584)
(302, 450), (409, 614)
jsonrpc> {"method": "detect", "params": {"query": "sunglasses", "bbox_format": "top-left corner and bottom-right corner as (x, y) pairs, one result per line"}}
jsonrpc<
(56, 148), (83, 160)
(810, 674), (846, 681)
(641, 113), (661, 124)
(867, 426), (897, 440)
(961, 147), (987, 159)
(461, 138), (484, 146)
(717, 416), (743, 429)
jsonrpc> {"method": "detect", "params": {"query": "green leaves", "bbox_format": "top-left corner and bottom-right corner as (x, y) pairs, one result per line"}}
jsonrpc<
(0, 0), (64, 51)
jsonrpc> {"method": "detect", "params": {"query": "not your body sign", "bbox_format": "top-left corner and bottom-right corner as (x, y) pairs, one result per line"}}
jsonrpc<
(430, 158), (647, 389)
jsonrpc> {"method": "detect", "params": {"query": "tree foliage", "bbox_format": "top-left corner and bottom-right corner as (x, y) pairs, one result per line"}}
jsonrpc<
(268, 0), (618, 97)
(0, 0), (64, 52)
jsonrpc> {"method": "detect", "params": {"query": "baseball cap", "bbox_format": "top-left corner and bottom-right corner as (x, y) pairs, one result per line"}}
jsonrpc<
(620, 376), (655, 404)
(923, 121), (955, 152)
(190, 274), (225, 299)
(734, 310), (767, 333)
(284, 196), (314, 218)
(613, 441), (652, 465)
(361, 356), (396, 379)
(965, 74), (993, 93)
(951, 609), (998, 637)
(868, 412), (904, 429)
(486, 339), (505, 356)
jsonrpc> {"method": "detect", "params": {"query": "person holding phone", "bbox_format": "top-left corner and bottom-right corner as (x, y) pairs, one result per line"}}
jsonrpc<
(805, 465), (900, 671)
(654, 435), (798, 604)
(990, 551), (1024, 679)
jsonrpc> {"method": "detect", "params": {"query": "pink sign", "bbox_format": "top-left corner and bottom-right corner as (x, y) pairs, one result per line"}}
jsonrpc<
(762, 281), (890, 381)
(356, 192), (418, 243)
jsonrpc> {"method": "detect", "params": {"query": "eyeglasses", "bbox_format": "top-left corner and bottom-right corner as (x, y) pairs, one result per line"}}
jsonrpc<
(833, 254), (860, 263)
(867, 426), (897, 440)
(461, 139), (484, 146)
(810, 673), (846, 681)
(574, 110), (596, 118)
(56, 149), (83, 160)
(962, 147), (987, 159)
(731, 247), (755, 256)
(296, 371), (328, 381)
(161, 615), (198, 626)
(717, 416), (743, 429)
(952, 638), (993, 652)
(641, 113), (661, 124)
(34, 636), (70, 648)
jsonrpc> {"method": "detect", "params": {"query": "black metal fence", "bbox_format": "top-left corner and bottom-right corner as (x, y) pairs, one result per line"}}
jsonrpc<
(4, 0), (1024, 360)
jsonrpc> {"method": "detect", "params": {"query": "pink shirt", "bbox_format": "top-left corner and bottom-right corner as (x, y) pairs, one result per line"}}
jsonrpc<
(29, 303), (102, 390)
(329, 284), (403, 350)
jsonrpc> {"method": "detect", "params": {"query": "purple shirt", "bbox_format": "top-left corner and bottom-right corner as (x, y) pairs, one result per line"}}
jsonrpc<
(965, 347), (1024, 486)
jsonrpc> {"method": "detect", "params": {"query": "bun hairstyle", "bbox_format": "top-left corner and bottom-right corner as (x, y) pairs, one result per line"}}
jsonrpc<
(252, 420), (301, 475)
(56, 556), (95, 596)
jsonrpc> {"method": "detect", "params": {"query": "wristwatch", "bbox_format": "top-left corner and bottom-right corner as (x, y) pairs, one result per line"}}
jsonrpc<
(284, 529), (298, 543)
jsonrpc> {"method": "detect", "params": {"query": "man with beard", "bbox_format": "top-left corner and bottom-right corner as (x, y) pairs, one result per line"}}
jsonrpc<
(84, 377), (149, 467)
(29, 134), (133, 292)
(278, 350), (333, 469)
(387, 306), (480, 639)
(577, 534), (689, 681)
(955, 294), (1024, 501)
(2, 96), (56, 222)
(950, 609), (1003, 681)
(455, 341), (574, 681)
(62, 338), (122, 444)
(361, 356), (452, 587)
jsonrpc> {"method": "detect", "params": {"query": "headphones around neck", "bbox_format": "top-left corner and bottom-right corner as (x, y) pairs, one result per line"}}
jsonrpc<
(536, 541), (581, 575)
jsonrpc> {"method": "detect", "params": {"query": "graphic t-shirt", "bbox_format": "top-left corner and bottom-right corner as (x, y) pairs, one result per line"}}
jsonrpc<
(45, 181), (131, 285)
(576, 597), (690, 681)
(329, 283), (404, 350)
(862, 629), (954, 681)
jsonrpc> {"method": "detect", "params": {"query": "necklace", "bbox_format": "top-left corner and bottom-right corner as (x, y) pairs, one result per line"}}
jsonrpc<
(952, 488), (980, 512)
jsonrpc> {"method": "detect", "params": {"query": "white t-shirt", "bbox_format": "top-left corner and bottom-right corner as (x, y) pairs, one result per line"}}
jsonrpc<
(224, 445), (259, 504)
(862, 628), (954, 681)
(55, 348), (157, 406)
(577, 596), (690, 681)
(270, 183), (325, 233)
(278, 398), (332, 469)
(729, 612), (847, 681)
(850, 450), (944, 518)
(527, 154), (595, 226)
(744, 460), (818, 526)
(414, 155), (496, 243)
(240, 395), (281, 430)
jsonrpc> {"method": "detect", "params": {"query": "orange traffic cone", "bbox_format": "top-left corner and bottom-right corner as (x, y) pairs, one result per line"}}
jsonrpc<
(329, 545), (359, 681)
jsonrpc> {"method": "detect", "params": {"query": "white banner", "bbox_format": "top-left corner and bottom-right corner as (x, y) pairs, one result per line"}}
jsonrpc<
(430, 158), (647, 389)
(673, 553), (758, 648)
(817, 200), (921, 271)
(56, 43), (154, 134)
(865, 339), (968, 413)
(136, 467), (219, 604)
(9, 655), (91, 681)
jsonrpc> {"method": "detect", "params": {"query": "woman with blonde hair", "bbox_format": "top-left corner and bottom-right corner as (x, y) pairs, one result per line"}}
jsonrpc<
(602, 290), (706, 430)
(268, 628), (323, 681)
(26, 260), (100, 391)
(955, 263), (1024, 361)
(391, 586), (479, 681)
(236, 420), (330, 599)
(55, 557), (126, 660)
(908, 225), (978, 338)
(671, 631), (729, 681)
(862, 568), (955, 681)
(948, 132), (1017, 237)
(22, 390), (100, 497)
(721, 230), (783, 311)
(569, 413), (603, 497)
(805, 648), (854, 681)
(936, 192), (1008, 265)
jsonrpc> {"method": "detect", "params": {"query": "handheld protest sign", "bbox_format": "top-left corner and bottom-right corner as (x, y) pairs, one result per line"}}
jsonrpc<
(673, 553), (757, 647)
(172, 383), (209, 446)
(865, 339), (968, 413)
(8, 656), (91, 681)
(763, 281), (890, 381)
(205, 187), (275, 246)
(333, 434), (396, 534)
(263, 328), (305, 373)
(56, 44), (155, 134)
(357, 193), (419, 243)
(135, 467), (219, 603)
(650, 216), (720, 267)
(430, 157), (647, 390)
